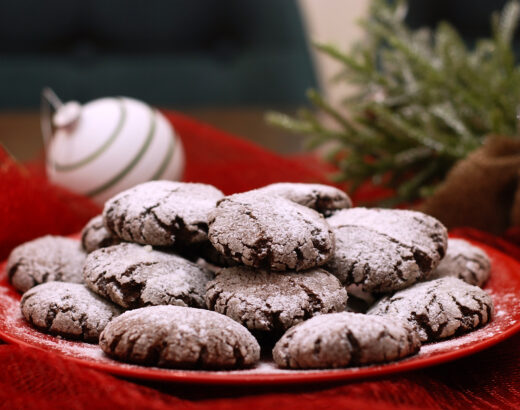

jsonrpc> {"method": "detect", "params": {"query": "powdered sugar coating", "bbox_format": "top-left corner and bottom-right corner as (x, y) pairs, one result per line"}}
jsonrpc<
(99, 305), (260, 369)
(255, 183), (352, 216)
(83, 243), (213, 309)
(181, 240), (239, 268)
(7, 235), (86, 293)
(368, 277), (494, 342)
(1, 255), (518, 380)
(345, 284), (376, 313)
(208, 191), (335, 271)
(205, 266), (348, 335)
(103, 181), (224, 246)
(273, 312), (421, 369)
(81, 215), (122, 253)
(326, 208), (448, 292)
(21, 281), (121, 342)
(429, 238), (491, 287)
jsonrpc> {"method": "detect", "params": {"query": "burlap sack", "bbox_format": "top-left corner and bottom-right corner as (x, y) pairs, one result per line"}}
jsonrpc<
(420, 136), (520, 234)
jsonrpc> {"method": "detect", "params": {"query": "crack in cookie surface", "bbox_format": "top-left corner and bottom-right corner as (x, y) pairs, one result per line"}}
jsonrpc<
(208, 192), (335, 271)
(21, 282), (121, 342)
(99, 306), (260, 369)
(326, 208), (448, 293)
(103, 181), (223, 246)
(253, 183), (352, 216)
(429, 238), (491, 287)
(7, 236), (86, 293)
(205, 266), (347, 337)
(81, 215), (122, 253)
(273, 312), (420, 369)
(368, 277), (493, 342)
(83, 243), (213, 309)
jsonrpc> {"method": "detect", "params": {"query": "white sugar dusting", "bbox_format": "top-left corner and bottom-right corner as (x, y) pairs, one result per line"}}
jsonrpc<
(1, 262), (520, 380)
(327, 208), (448, 259)
(21, 282), (121, 341)
(0, 288), (105, 361)
(208, 191), (335, 271)
(429, 238), (491, 286)
(253, 183), (352, 212)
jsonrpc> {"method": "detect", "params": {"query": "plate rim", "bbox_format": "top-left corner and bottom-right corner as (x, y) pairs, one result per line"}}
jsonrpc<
(1, 321), (520, 385)
(1, 238), (520, 385)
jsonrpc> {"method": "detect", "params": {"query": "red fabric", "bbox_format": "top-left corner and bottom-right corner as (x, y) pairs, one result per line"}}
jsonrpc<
(1, 111), (520, 409)
(0, 151), (101, 260)
(1, 334), (519, 410)
(165, 111), (331, 195)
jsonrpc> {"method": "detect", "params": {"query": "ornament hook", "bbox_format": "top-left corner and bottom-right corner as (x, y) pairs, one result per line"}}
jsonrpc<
(40, 87), (63, 149)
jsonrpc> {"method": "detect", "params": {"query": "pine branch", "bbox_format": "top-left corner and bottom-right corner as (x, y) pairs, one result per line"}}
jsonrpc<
(267, 0), (520, 205)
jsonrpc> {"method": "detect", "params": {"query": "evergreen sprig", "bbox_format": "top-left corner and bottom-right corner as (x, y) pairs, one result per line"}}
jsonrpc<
(267, 0), (520, 205)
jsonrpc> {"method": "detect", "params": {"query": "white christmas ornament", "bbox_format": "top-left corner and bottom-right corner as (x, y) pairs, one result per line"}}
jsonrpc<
(42, 91), (185, 204)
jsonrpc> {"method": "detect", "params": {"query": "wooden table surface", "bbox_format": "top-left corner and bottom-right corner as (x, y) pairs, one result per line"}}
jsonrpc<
(0, 108), (304, 162)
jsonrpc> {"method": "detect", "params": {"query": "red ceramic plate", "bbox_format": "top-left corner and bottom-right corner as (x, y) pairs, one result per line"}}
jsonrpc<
(1, 239), (519, 385)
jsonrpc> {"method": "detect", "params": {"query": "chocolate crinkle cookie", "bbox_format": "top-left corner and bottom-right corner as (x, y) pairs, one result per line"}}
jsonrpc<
(326, 208), (448, 293)
(273, 312), (421, 369)
(83, 243), (213, 309)
(368, 277), (494, 342)
(81, 215), (122, 253)
(196, 240), (239, 267)
(205, 266), (348, 336)
(99, 305), (260, 369)
(171, 239), (239, 268)
(345, 284), (377, 313)
(21, 282), (121, 342)
(254, 183), (352, 216)
(208, 191), (335, 271)
(7, 235), (86, 293)
(103, 181), (224, 246)
(428, 238), (491, 287)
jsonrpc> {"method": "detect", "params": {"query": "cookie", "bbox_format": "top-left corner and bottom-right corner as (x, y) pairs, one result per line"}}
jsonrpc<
(208, 191), (335, 271)
(205, 266), (348, 336)
(255, 183), (352, 216)
(326, 208), (448, 293)
(99, 305), (260, 369)
(103, 181), (224, 246)
(172, 240), (239, 268)
(81, 215), (122, 253)
(196, 241), (239, 268)
(7, 235), (86, 293)
(345, 284), (376, 313)
(368, 277), (493, 342)
(21, 282), (121, 342)
(428, 238), (491, 287)
(83, 243), (213, 309)
(273, 312), (421, 369)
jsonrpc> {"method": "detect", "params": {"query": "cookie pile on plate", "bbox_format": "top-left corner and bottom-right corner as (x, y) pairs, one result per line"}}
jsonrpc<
(6, 181), (494, 370)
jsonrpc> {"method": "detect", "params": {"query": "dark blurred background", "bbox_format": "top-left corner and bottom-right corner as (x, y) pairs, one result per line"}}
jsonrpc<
(406, 0), (515, 48)
(0, 0), (518, 160)
(0, 0), (316, 109)
(0, 0), (320, 159)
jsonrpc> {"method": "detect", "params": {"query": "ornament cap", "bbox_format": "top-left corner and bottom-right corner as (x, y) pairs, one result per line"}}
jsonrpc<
(53, 101), (82, 128)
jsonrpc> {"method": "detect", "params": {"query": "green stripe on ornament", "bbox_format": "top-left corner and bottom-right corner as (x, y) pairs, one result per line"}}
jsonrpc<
(86, 107), (157, 198)
(54, 98), (126, 172)
(151, 130), (176, 180)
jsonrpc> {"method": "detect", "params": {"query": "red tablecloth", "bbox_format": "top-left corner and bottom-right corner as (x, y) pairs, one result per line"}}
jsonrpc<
(1, 111), (519, 409)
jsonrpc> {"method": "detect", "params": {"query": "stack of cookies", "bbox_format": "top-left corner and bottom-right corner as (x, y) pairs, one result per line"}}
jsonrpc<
(6, 180), (494, 370)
